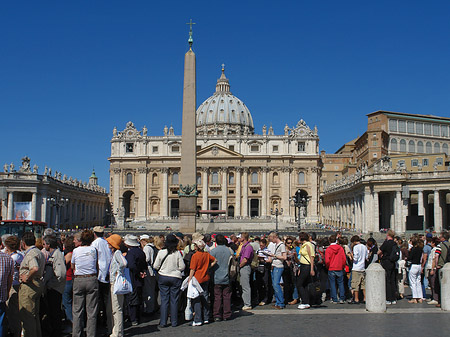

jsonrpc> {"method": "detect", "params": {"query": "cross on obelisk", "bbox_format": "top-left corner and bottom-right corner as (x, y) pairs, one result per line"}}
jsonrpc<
(178, 21), (198, 233)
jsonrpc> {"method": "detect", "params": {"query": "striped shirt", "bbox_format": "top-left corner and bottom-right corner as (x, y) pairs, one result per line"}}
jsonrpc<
(0, 251), (14, 302)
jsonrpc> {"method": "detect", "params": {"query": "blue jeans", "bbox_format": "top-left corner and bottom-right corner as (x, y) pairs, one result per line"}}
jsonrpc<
(0, 302), (6, 337)
(62, 279), (73, 322)
(271, 267), (285, 307)
(158, 275), (182, 327)
(328, 270), (345, 302)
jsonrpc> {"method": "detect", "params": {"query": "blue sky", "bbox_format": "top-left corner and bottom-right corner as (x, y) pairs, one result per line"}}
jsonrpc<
(2, 1), (450, 189)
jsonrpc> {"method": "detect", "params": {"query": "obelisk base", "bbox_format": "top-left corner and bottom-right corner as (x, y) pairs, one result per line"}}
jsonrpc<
(178, 196), (197, 233)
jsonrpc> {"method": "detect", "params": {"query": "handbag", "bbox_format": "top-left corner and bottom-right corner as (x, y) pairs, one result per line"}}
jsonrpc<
(113, 267), (133, 295)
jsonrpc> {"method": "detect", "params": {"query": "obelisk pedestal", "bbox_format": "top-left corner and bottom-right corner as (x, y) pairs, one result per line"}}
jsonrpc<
(178, 23), (197, 233)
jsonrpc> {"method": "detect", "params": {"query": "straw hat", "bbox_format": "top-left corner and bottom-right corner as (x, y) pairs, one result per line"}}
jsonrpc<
(106, 234), (122, 250)
(124, 235), (140, 247)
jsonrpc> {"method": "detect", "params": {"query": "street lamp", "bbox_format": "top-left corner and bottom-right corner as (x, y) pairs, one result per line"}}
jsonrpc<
(47, 189), (69, 230)
(291, 189), (309, 232)
(270, 207), (283, 232)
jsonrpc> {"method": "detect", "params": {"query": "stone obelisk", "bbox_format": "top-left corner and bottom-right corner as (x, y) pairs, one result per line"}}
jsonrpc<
(178, 20), (198, 233)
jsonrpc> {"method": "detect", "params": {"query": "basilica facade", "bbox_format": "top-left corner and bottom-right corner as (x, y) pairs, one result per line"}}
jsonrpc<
(109, 69), (321, 225)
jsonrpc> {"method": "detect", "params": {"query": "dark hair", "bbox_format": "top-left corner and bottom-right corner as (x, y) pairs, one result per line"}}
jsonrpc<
(203, 234), (211, 243)
(80, 230), (95, 246)
(22, 232), (36, 246)
(165, 234), (178, 254)
(441, 231), (450, 241)
(44, 235), (58, 249)
(215, 234), (227, 246)
(310, 232), (317, 241)
(299, 232), (309, 242)
(4, 235), (20, 250)
(261, 238), (268, 245)
(432, 237), (441, 246)
(367, 237), (376, 247)
(94, 231), (104, 238)
(351, 235), (361, 243)
(64, 236), (75, 253)
(329, 234), (337, 244)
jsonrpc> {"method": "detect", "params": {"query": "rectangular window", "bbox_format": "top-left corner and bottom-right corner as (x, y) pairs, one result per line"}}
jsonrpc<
(398, 160), (405, 167)
(398, 120), (406, 133)
(442, 125), (448, 138)
(272, 145), (279, 152)
(126, 143), (134, 153)
(416, 122), (423, 135)
(436, 157), (443, 165)
(372, 141), (377, 146)
(407, 121), (415, 134)
(411, 159), (418, 167)
(152, 146), (158, 153)
(422, 158), (429, 166)
(297, 142), (306, 152)
(250, 145), (260, 152)
(228, 145), (235, 151)
(433, 124), (440, 136)
(229, 190), (234, 194)
(424, 123), (432, 135)
(389, 119), (397, 132)
(172, 145), (180, 153)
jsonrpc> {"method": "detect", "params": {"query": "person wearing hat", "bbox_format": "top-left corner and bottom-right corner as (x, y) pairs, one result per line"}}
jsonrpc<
(91, 226), (113, 333)
(188, 239), (216, 326)
(124, 235), (147, 326)
(140, 235), (158, 315)
(107, 234), (127, 337)
(153, 234), (185, 328)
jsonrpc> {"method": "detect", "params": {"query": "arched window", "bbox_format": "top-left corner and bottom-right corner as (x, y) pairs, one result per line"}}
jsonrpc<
(443, 143), (448, 155)
(126, 173), (133, 185)
(211, 171), (219, 184)
(272, 172), (279, 184)
(152, 173), (158, 185)
(298, 172), (305, 184)
(400, 139), (407, 152)
(426, 142), (432, 154)
(251, 172), (258, 184)
(172, 172), (179, 185)
(228, 173), (235, 185)
(390, 138), (397, 151)
(434, 143), (441, 153)
(417, 141), (424, 153)
(408, 140), (415, 153)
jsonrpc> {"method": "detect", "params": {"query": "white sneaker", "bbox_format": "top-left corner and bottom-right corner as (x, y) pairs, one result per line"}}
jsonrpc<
(391, 300), (397, 305)
(386, 301), (392, 305)
(242, 305), (252, 310)
(428, 300), (438, 305)
(297, 304), (311, 310)
(191, 321), (202, 326)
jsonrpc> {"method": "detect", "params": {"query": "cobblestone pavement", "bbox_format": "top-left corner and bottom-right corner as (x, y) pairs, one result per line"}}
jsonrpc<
(122, 300), (449, 337)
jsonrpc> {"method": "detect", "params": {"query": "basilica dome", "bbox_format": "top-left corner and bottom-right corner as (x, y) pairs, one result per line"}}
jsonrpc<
(196, 68), (254, 135)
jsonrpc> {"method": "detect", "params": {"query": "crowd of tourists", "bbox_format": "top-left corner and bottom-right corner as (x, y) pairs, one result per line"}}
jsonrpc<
(0, 226), (449, 336)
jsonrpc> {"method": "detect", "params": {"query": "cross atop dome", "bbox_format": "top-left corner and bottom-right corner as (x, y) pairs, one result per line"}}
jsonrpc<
(216, 65), (230, 93)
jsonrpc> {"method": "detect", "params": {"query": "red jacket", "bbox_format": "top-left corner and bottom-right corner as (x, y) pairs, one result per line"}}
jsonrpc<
(325, 244), (347, 271)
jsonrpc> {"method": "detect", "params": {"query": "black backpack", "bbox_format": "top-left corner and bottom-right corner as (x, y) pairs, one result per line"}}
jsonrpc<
(183, 245), (195, 272)
(441, 242), (450, 264)
(389, 244), (400, 263)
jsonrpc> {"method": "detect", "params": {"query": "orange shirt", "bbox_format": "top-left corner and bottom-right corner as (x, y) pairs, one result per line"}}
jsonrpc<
(190, 251), (215, 284)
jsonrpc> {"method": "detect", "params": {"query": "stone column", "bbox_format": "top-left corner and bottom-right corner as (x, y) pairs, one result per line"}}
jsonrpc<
(363, 189), (371, 234)
(235, 168), (242, 217)
(137, 167), (148, 220)
(112, 168), (121, 214)
(261, 167), (268, 217)
(373, 191), (379, 233)
(281, 167), (291, 219)
(41, 193), (48, 223)
(242, 168), (248, 218)
(395, 191), (402, 234)
(418, 189), (425, 220)
(202, 168), (209, 215)
(31, 192), (37, 220)
(161, 168), (169, 218)
(7, 192), (14, 220)
(221, 167), (228, 213)
(310, 167), (319, 221)
(434, 190), (442, 233)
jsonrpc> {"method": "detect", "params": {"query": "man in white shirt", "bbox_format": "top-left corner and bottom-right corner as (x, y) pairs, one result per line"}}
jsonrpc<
(91, 226), (113, 332)
(350, 235), (368, 304)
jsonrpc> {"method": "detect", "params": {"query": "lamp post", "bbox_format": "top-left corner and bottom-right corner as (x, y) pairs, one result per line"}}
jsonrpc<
(47, 189), (69, 230)
(270, 207), (283, 232)
(291, 189), (309, 232)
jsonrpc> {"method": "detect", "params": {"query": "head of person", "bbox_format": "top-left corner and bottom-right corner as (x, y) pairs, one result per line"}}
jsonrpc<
(43, 235), (58, 251)
(298, 232), (309, 244)
(285, 236), (294, 248)
(260, 238), (268, 249)
(431, 237), (440, 247)
(164, 234), (179, 254)
(140, 234), (151, 247)
(21, 232), (36, 249)
(106, 234), (122, 251)
(153, 236), (164, 250)
(439, 231), (450, 242)
(80, 230), (95, 246)
(203, 234), (211, 244)
(240, 232), (249, 243)
(215, 234), (227, 246)
(310, 232), (317, 242)
(74, 232), (82, 247)
(329, 234), (337, 244)
(367, 237), (376, 248)
(93, 226), (104, 238)
(4, 235), (20, 252)
(1, 234), (11, 249)
(386, 229), (395, 240)
(350, 235), (361, 245)
(193, 239), (206, 251)
(64, 236), (75, 253)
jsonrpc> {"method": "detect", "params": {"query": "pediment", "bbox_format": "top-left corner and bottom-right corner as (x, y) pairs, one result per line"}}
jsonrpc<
(197, 144), (243, 158)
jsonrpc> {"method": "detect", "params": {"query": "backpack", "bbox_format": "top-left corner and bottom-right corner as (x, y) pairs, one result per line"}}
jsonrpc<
(441, 242), (450, 264)
(183, 245), (195, 273)
(315, 245), (325, 265)
(389, 244), (400, 263)
(228, 255), (239, 282)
